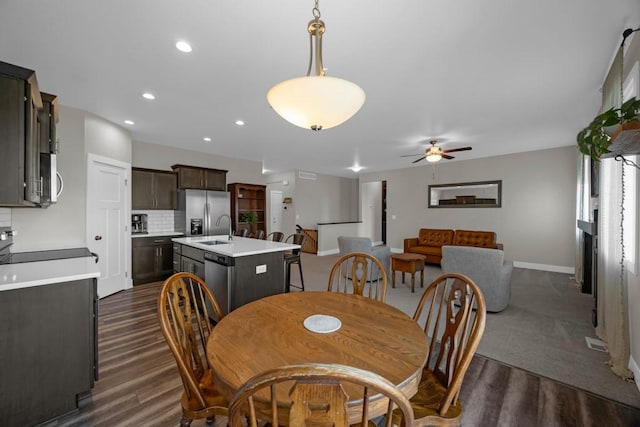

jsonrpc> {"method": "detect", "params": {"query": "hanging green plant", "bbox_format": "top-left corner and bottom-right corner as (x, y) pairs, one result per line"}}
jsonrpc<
(577, 97), (640, 161)
(240, 211), (258, 224)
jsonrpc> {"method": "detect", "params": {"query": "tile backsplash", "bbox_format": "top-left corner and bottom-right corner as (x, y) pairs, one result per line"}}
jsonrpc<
(133, 210), (177, 234)
(0, 208), (11, 227)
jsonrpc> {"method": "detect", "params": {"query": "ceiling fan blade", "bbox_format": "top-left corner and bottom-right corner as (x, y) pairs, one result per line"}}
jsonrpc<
(442, 146), (472, 154)
(412, 156), (426, 164)
(400, 153), (423, 158)
(442, 154), (455, 160)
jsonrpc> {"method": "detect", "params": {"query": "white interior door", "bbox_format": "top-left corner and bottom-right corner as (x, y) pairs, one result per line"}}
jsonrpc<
(269, 190), (283, 233)
(86, 154), (130, 298)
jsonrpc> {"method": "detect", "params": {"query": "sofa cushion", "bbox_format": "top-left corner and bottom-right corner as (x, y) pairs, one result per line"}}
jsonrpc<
(452, 230), (498, 249)
(418, 229), (454, 247)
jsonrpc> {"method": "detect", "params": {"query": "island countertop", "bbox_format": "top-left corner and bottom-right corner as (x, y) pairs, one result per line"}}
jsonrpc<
(0, 257), (101, 292)
(172, 235), (300, 257)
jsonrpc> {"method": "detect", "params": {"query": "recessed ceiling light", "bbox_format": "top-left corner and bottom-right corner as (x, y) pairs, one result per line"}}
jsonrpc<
(142, 92), (155, 100)
(350, 165), (363, 172)
(235, 120), (245, 126)
(203, 137), (212, 142)
(175, 40), (192, 53)
(124, 120), (135, 125)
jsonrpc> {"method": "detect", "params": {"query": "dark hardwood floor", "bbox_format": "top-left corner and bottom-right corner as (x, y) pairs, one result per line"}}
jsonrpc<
(47, 281), (640, 427)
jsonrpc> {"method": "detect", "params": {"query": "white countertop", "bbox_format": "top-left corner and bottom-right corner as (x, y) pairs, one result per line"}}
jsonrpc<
(0, 257), (101, 292)
(173, 235), (300, 257)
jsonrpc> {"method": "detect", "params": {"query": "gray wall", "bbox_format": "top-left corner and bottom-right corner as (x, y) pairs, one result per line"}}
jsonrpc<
(11, 106), (132, 252)
(132, 140), (263, 184)
(359, 145), (577, 271)
(294, 172), (359, 229)
(265, 171), (297, 237)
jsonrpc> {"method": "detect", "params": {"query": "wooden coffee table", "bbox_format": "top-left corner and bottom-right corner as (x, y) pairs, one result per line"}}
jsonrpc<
(391, 253), (425, 292)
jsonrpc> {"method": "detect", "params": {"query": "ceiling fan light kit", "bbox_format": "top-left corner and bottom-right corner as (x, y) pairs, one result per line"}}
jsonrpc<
(266, 0), (365, 131)
(408, 140), (472, 164)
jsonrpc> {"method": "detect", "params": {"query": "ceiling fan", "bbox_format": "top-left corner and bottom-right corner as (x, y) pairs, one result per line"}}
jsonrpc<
(402, 140), (472, 164)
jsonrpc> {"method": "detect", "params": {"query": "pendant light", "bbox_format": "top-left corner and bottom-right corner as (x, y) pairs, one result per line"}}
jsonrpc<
(267, 0), (365, 131)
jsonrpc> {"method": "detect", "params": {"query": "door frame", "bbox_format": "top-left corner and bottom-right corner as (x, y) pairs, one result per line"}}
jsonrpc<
(268, 190), (283, 234)
(86, 153), (132, 295)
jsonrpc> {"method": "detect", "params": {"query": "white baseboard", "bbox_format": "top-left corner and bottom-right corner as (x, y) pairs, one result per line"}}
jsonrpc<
(630, 355), (640, 393)
(316, 250), (575, 276)
(316, 249), (340, 256)
(513, 261), (574, 274)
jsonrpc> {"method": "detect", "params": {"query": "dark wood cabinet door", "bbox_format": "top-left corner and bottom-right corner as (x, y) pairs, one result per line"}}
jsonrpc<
(0, 64), (43, 207)
(158, 243), (174, 276)
(0, 279), (96, 426)
(132, 245), (157, 285)
(204, 169), (226, 191)
(39, 92), (57, 153)
(192, 259), (205, 281)
(176, 167), (204, 189)
(132, 169), (155, 210)
(172, 164), (227, 190)
(153, 171), (177, 209)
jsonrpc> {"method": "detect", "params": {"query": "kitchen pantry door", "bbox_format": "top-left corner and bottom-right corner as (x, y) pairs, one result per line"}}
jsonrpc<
(86, 154), (131, 298)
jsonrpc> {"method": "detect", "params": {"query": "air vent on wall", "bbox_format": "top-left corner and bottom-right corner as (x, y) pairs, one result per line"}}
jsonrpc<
(298, 171), (317, 180)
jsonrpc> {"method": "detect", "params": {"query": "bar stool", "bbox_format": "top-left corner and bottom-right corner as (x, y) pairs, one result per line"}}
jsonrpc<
(284, 233), (306, 292)
(266, 231), (284, 242)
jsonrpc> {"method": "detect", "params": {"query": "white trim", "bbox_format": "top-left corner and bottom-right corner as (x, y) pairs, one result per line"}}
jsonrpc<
(630, 355), (640, 393)
(513, 261), (574, 274)
(317, 248), (340, 256)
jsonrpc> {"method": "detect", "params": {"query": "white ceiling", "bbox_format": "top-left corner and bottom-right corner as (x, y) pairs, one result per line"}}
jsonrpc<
(1, 1), (638, 177)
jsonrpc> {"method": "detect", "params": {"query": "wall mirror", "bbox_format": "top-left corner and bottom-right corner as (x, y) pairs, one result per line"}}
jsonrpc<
(428, 180), (502, 208)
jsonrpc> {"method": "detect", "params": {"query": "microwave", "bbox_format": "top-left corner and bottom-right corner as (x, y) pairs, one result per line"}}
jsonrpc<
(39, 153), (63, 207)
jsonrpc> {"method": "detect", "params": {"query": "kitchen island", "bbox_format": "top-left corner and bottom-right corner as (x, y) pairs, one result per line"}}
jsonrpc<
(172, 235), (300, 314)
(0, 257), (100, 427)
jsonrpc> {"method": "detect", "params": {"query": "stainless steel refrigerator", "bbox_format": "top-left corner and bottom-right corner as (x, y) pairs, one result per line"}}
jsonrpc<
(176, 189), (231, 236)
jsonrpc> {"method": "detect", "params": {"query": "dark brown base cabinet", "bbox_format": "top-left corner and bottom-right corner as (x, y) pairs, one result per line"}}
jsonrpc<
(132, 236), (174, 285)
(0, 279), (98, 427)
(173, 243), (205, 280)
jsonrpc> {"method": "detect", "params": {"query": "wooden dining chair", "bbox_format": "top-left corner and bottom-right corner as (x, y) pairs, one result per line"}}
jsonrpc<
(266, 231), (284, 242)
(393, 273), (486, 427)
(254, 229), (265, 240)
(284, 233), (306, 292)
(157, 272), (228, 426)
(327, 251), (388, 302)
(228, 363), (415, 427)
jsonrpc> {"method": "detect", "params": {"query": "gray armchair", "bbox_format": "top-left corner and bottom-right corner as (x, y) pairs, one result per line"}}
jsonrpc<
(441, 245), (513, 312)
(337, 236), (391, 280)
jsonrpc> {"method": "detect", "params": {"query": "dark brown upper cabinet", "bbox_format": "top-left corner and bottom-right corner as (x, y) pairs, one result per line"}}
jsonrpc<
(39, 92), (58, 154)
(0, 61), (44, 207)
(132, 168), (177, 210)
(171, 164), (227, 191)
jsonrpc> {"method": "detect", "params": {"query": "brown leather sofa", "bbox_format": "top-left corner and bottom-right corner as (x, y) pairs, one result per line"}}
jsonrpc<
(403, 228), (501, 265)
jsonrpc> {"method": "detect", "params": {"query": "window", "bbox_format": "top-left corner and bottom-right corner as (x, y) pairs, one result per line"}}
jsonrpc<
(622, 61), (639, 274)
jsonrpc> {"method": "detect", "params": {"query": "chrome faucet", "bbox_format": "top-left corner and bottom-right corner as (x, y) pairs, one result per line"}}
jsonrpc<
(215, 214), (233, 240)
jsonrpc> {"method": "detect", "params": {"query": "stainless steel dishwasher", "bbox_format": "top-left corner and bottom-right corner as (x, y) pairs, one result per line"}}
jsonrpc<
(204, 251), (235, 315)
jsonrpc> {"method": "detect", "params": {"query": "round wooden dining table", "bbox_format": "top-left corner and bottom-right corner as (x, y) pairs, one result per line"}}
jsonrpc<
(207, 291), (428, 423)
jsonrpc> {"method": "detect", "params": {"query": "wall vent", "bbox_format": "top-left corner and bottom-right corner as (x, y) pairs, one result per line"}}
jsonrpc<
(299, 171), (317, 180)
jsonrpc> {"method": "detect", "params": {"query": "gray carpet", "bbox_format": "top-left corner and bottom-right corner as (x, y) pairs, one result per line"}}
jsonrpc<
(296, 252), (640, 408)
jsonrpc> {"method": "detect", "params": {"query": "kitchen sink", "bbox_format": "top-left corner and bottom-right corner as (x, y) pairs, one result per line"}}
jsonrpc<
(199, 240), (228, 246)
